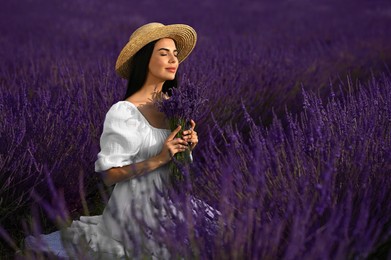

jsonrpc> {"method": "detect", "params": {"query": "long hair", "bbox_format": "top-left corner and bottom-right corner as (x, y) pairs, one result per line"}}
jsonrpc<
(123, 40), (178, 100)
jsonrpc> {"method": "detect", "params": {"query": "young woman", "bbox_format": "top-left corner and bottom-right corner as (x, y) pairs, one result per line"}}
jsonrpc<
(26, 22), (204, 258)
(90, 22), (200, 256)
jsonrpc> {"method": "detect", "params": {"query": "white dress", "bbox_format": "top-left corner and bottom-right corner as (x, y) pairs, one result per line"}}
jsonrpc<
(72, 101), (174, 255)
(26, 101), (178, 258)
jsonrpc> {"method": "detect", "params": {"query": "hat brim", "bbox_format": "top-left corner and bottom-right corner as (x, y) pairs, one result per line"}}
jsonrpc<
(115, 24), (197, 79)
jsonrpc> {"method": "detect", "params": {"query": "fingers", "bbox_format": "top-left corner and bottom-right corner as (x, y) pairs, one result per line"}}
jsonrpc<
(171, 138), (188, 147)
(168, 138), (189, 157)
(189, 134), (198, 143)
(190, 119), (196, 130)
(189, 135), (198, 151)
(167, 125), (182, 140)
(166, 120), (198, 157)
(182, 129), (198, 151)
(182, 130), (197, 143)
(182, 120), (196, 136)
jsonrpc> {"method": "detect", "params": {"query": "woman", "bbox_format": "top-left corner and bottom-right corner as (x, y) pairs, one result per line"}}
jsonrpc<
(91, 22), (199, 256)
(26, 22), (203, 258)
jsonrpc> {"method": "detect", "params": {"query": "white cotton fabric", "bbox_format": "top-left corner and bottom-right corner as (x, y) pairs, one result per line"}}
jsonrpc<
(25, 101), (219, 259)
(90, 101), (172, 255)
(26, 101), (172, 258)
(95, 101), (168, 172)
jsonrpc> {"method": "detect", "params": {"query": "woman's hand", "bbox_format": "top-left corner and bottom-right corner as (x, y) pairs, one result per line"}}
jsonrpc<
(104, 125), (188, 186)
(159, 125), (189, 163)
(182, 119), (198, 151)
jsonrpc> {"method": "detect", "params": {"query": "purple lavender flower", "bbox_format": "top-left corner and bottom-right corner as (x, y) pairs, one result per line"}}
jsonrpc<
(156, 77), (208, 128)
(155, 78), (208, 186)
(1, 0), (391, 258)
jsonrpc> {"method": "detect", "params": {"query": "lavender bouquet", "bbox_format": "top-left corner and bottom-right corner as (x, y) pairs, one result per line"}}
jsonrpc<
(155, 79), (208, 187)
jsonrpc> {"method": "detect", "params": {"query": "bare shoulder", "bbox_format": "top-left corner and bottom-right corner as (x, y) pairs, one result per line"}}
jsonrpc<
(125, 96), (144, 107)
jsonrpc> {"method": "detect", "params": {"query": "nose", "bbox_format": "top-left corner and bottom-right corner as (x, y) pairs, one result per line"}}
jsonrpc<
(169, 53), (178, 64)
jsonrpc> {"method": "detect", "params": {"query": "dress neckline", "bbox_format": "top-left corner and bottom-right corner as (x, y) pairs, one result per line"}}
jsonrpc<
(122, 101), (171, 132)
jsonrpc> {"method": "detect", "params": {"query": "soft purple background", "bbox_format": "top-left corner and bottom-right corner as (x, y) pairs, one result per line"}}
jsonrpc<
(1, 0), (391, 258)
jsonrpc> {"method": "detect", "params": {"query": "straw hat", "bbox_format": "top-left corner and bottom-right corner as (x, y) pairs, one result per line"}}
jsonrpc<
(115, 22), (197, 79)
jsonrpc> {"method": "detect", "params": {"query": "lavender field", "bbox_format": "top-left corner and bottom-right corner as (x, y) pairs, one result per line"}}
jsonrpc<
(1, 0), (391, 258)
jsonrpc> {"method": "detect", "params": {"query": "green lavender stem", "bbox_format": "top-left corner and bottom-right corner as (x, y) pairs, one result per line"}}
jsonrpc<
(168, 117), (192, 187)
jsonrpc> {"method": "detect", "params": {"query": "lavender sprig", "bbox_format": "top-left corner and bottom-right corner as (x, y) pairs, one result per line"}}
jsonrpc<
(155, 79), (208, 187)
(157, 79), (208, 124)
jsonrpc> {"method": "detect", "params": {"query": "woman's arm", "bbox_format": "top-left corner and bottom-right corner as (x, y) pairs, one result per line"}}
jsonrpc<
(102, 125), (188, 186)
(102, 154), (167, 186)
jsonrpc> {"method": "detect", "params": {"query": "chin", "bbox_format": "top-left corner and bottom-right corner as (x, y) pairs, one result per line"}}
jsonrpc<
(163, 75), (176, 81)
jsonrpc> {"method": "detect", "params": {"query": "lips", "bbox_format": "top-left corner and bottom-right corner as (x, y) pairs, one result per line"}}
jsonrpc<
(166, 67), (177, 73)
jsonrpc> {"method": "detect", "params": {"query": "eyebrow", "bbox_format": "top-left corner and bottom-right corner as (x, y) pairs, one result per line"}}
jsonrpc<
(158, 48), (178, 53)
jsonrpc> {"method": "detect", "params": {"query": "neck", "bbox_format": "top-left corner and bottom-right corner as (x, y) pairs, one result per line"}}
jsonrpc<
(138, 77), (165, 102)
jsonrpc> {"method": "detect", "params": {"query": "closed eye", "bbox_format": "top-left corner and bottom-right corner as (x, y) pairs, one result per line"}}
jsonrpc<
(158, 47), (178, 57)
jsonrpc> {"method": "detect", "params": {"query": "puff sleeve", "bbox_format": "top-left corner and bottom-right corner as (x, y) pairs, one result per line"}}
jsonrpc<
(95, 102), (142, 172)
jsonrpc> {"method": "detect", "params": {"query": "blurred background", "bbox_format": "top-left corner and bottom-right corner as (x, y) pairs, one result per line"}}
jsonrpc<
(1, 0), (391, 258)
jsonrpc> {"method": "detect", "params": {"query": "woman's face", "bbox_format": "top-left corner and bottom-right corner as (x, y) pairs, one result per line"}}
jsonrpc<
(147, 38), (178, 82)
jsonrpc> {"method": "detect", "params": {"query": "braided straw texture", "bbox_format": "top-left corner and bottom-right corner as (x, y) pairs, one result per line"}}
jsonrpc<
(115, 23), (197, 79)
